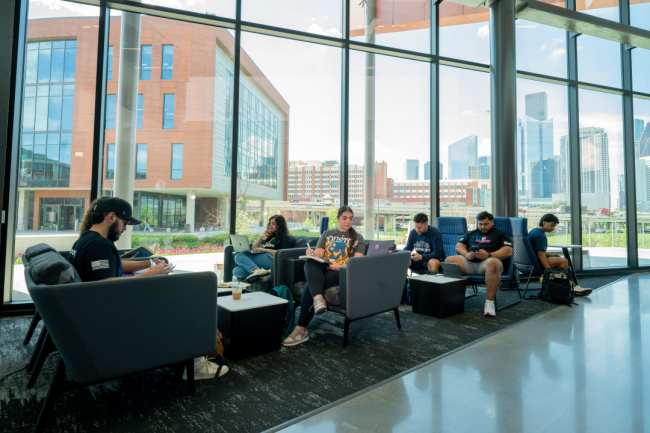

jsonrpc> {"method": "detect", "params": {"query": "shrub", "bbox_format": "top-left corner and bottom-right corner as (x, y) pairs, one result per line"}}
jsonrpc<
(158, 245), (225, 256)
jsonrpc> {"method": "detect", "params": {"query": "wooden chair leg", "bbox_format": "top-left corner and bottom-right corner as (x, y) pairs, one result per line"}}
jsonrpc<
(184, 359), (195, 394)
(343, 318), (351, 348)
(27, 326), (48, 373)
(23, 311), (42, 346)
(394, 308), (401, 330)
(33, 358), (66, 433)
(27, 331), (56, 389)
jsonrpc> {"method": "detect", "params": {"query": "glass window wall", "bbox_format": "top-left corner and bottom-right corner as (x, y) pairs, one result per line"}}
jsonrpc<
(440, 66), (491, 228)
(578, 89), (626, 268)
(349, 50), (430, 241)
(516, 79), (571, 242)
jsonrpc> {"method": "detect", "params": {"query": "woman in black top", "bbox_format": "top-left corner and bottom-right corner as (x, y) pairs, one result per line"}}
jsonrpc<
(233, 214), (292, 282)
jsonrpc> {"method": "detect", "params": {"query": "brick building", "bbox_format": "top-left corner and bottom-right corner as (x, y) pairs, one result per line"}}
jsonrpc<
(17, 16), (289, 233)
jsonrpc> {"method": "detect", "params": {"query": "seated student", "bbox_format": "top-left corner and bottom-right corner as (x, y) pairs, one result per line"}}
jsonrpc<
(403, 213), (444, 275)
(282, 206), (365, 347)
(528, 213), (592, 296)
(444, 211), (513, 317)
(67, 196), (228, 380)
(233, 214), (292, 283)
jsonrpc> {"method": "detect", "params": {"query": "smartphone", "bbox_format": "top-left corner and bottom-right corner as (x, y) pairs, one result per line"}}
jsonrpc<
(168, 263), (177, 272)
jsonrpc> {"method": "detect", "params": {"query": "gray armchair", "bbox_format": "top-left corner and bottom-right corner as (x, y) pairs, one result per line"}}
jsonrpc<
(26, 270), (218, 433)
(321, 251), (411, 347)
(222, 235), (319, 287)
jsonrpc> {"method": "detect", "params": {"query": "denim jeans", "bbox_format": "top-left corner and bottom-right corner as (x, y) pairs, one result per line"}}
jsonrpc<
(233, 251), (272, 280)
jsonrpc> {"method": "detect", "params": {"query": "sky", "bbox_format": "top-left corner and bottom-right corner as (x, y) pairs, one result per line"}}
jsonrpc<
(25, 0), (650, 200)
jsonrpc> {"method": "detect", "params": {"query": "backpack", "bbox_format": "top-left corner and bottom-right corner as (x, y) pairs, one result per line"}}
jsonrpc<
(269, 285), (295, 340)
(541, 267), (574, 305)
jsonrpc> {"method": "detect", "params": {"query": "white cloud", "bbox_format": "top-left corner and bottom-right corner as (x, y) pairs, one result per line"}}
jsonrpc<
(461, 110), (476, 117)
(541, 44), (547, 51)
(308, 23), (342, 38)
(548, 48), (566, 60)
(477, 25), (489, 39)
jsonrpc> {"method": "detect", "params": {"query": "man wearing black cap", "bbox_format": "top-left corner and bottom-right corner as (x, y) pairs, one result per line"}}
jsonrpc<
(68, 196), (170, 281)
(68, 196), (229, 380)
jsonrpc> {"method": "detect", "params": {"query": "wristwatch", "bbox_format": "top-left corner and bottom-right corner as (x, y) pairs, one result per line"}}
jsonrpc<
(488, 253), (492, 258)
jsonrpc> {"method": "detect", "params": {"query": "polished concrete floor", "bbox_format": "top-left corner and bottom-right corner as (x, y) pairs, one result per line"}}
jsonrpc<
(273, 274), (650, 433)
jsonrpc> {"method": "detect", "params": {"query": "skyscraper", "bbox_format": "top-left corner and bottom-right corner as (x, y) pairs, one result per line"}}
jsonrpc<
(403, 159), (419, 180)
(530, 158), (555, 198)
(448, 135), (478, 179)
(520, 92), (555, 199)
(424, 161), (430, 181)
(440, 162), (443, 180)
(525, 92), (548, 121)
(618, 174), (625, 210)
(640, 122), (650, 158)
(559, 127), (611, 209)
(478, 156), (489, 166)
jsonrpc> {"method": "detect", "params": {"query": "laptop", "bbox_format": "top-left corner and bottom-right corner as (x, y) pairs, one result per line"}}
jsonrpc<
(367, 240), (394, 256)
(440, 262), (463, 279)
(230, 234), (264, 254)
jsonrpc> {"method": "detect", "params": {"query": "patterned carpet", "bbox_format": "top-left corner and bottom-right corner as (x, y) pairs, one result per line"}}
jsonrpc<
(0, 275), (623, 433)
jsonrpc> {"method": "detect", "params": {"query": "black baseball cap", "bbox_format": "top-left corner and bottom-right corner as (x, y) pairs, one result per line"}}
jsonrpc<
(93, 197), (142, 225)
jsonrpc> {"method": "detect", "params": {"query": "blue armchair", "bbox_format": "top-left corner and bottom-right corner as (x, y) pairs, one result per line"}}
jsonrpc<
(437, 217), (477, 298)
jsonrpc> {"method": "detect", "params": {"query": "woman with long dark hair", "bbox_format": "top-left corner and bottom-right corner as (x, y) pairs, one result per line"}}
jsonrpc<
(233, 214), (292, 283)
(282, 206), (365, 347)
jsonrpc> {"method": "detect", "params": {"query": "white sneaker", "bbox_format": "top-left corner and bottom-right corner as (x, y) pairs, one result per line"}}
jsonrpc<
(183, 357), (229, 380)
(573, 285), (592, 296)
(484, 300), (496, 317)
(282, 327), (309, 347)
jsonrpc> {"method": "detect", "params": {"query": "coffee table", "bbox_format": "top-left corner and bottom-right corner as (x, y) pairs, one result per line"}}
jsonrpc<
(408, 275), (467, 319)
(218, 292), (288, 361)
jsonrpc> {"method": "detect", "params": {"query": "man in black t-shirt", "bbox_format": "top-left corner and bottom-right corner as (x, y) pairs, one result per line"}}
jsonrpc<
(68, 197), (170, 282)
(444, 211), (513, 317)
(68, 197), (229, 381)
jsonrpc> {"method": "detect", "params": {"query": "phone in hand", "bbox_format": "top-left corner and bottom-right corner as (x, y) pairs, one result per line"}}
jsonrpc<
(168, 263), (177, 272)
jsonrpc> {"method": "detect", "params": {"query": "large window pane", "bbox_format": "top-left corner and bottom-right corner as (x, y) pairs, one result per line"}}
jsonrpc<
(632, 48), (650, 94)
(11, 0), (97, 303)
(516, 78), (572, 242)
(141, 0), (235, 19)
(516, 17), (567, 78)
(440, 3), (489, 64)
(243, 0), (341, 38)
(633, 97), (650, 265)
(440, 66), (491, 226)
(234, 32), (340, 242)
(349, 51), (430, 241)
(140, 45), (151, 80)
(578, 89), (626, 268)
(577, 0), (620, 22)
(631, 0), (650, 31)
(350, 0), (430, 53)
(577, 35), (621, 88)
(103, 15), (234, 272)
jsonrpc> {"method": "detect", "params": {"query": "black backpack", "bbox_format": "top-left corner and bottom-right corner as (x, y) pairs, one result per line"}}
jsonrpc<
(541, 267), (574, 305)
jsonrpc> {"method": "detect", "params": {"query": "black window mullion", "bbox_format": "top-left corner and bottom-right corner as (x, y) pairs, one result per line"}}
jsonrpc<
(90, 0), (110, 201)
(229, 0), (242, 234)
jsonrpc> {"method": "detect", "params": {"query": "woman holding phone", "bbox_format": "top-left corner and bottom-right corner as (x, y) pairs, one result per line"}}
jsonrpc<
(233, 214), (292, 283)
(282, 206), (365, 347)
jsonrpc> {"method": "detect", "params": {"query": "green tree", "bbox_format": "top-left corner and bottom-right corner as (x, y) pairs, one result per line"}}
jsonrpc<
(304, 217), (313, 229)
(552, 200), (569, 209)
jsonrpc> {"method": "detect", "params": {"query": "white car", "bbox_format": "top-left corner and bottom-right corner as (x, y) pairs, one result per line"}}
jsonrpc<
(349, 202), (360, 207)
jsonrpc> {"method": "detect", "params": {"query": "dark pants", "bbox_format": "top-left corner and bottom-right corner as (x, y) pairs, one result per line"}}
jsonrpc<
(297, 260), (340, 328)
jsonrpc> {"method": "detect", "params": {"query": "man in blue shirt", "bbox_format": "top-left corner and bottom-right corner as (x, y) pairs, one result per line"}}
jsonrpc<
(528, 213), (591, 296)
(404, 213), (444, 275)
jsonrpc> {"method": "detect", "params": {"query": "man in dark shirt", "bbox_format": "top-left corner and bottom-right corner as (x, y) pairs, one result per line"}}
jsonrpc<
(403, 213), (444, 275)
(444, 211), (513, 317)
(68, 197), (228, 380)
(68, 197), (169, 281)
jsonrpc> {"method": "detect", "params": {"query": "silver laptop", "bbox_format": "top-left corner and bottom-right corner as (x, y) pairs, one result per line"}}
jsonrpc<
(440, 262), (463, 279)
(367, 240), (394, 256)
(230, 234), (264, 254)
